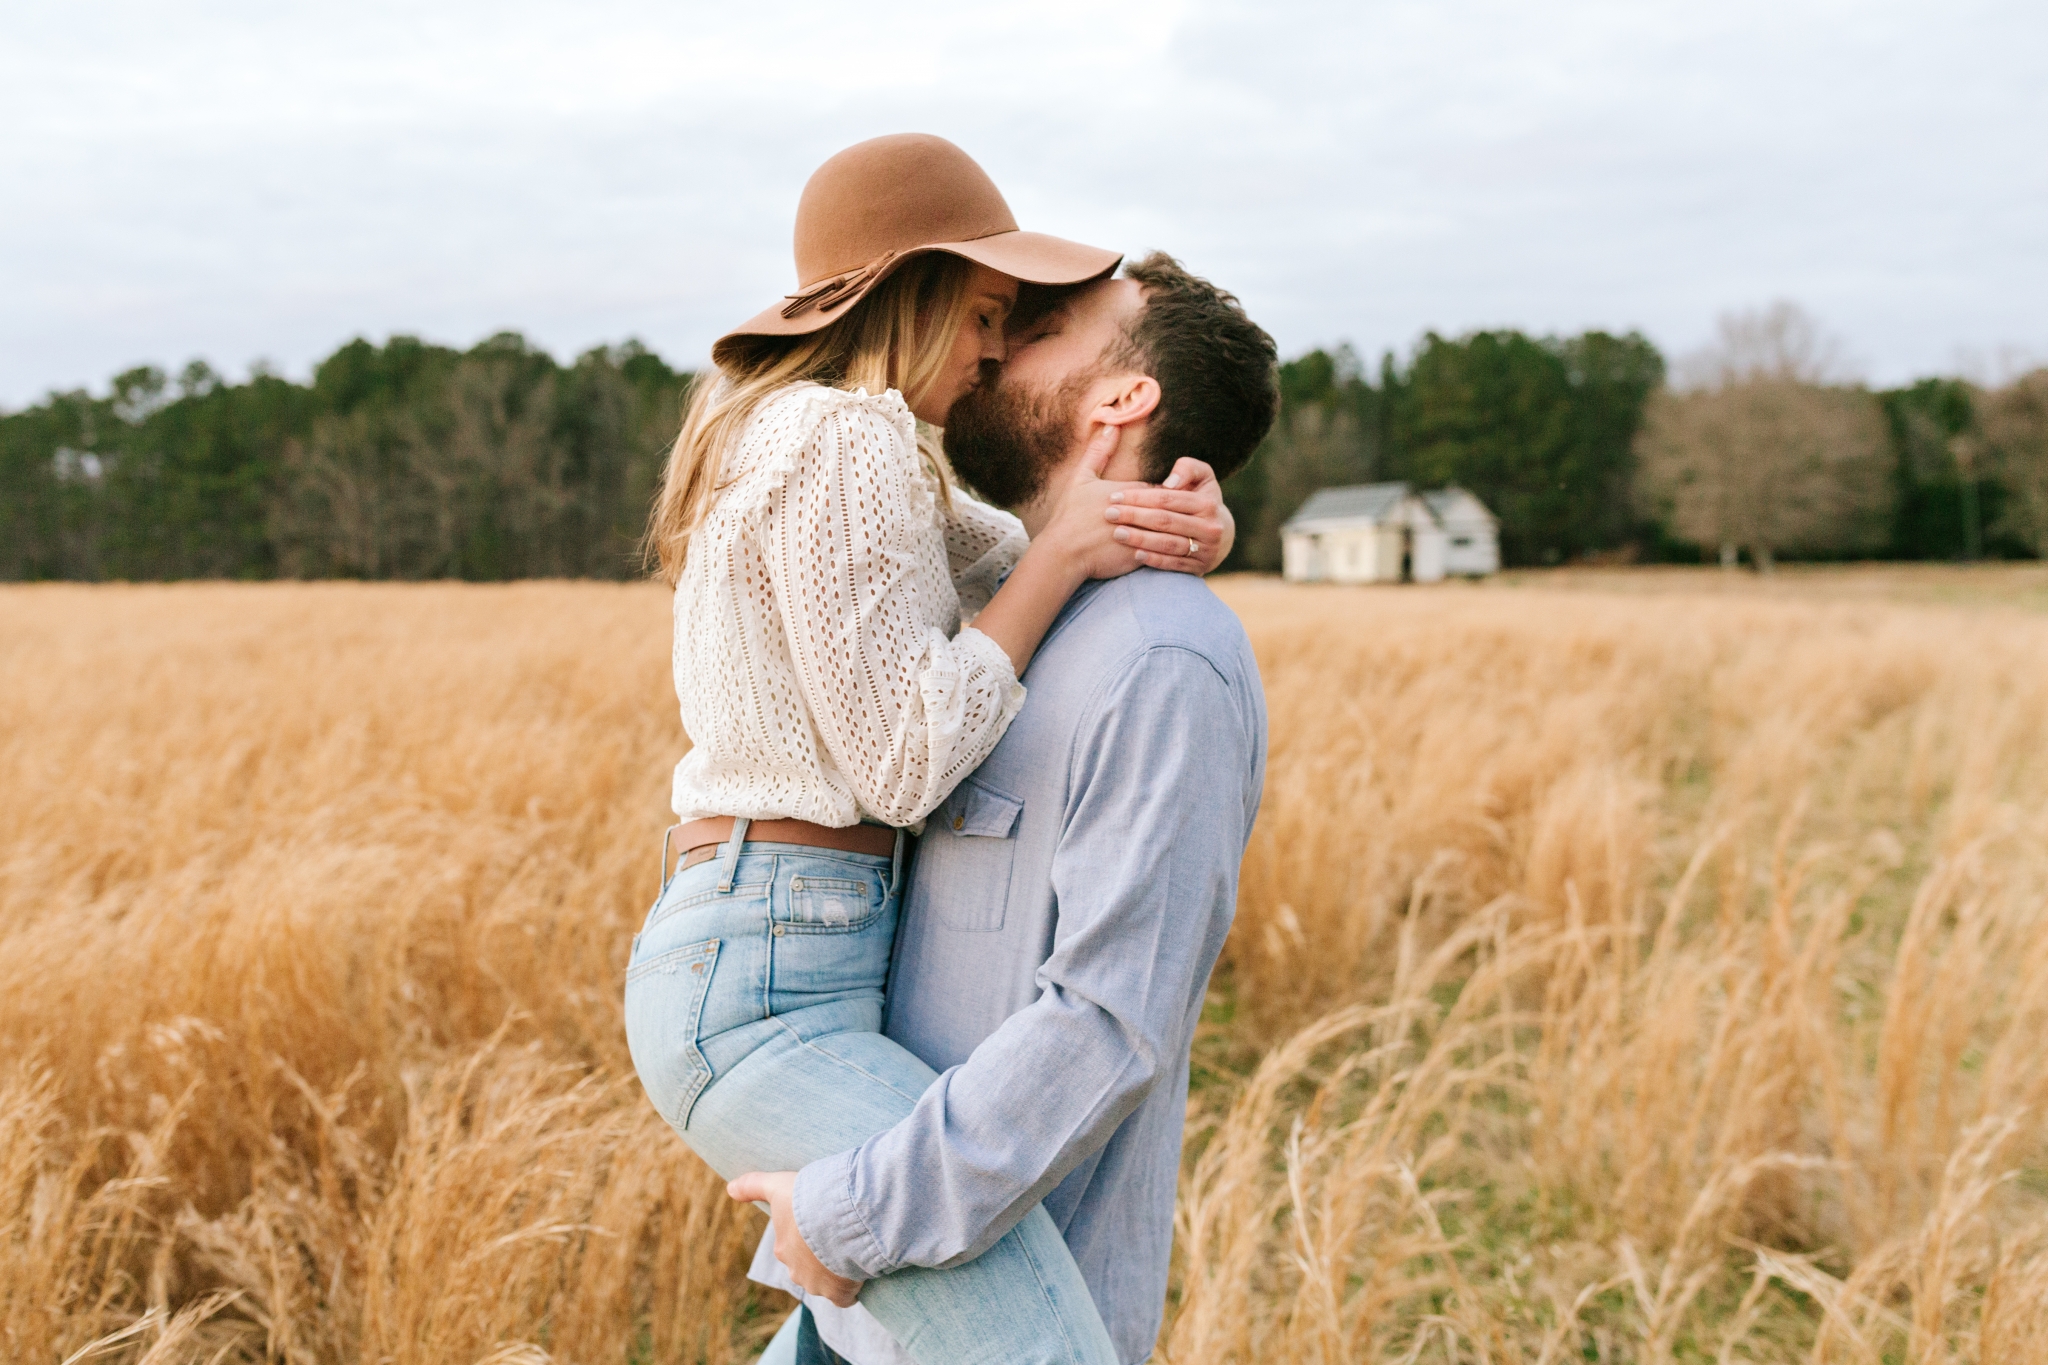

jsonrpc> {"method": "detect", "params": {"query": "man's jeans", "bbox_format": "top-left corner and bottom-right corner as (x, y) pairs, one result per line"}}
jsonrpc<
(758, 1306), (844, 1365)
(623, 825), (1117, 1365)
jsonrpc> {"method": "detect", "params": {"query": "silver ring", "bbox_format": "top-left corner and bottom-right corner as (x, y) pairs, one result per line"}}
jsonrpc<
(1187, 536), (1199, 558)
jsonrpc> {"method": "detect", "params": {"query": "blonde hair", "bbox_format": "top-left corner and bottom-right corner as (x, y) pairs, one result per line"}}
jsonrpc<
(645, 253), (976, 585)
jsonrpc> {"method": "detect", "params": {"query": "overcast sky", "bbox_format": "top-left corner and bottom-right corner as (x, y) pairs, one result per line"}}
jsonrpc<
(5, 0), (2044, 407)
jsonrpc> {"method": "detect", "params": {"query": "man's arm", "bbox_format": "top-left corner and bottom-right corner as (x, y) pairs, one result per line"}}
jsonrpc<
(789, 644), (1256, 1279)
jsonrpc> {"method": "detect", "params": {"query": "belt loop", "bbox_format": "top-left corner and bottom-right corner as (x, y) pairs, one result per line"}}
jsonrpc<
(887, 827), (906, 901)
(718, 817), (751, 893)
(659, 823), (681, 897)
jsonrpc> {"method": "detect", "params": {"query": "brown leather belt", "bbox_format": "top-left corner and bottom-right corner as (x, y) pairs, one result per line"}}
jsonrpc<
(670, 816), (900, 875)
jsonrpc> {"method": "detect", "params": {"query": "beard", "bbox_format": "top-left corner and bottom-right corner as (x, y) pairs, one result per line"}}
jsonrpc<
(942, 363), (1094, 510)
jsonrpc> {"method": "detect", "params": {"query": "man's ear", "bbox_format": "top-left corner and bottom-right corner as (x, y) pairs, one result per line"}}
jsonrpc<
(1087, 374), (1160, 431)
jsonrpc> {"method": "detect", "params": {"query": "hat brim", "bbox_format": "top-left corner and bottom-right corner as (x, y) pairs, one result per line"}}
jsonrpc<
(712, 231), (1121, 367)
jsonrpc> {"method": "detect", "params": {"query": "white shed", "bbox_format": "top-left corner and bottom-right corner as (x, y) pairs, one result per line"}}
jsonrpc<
(1281, 483), (1499, 584)
(1419, 487), (1502, 577)
(1279, 483), (1419, 584)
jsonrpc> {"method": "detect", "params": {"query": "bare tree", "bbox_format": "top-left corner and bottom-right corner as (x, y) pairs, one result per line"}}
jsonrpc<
(1674, 299), (1852, 389)
(1637, 303), (1891, 570)
(1977, 369), (2048, 559)
(269, 409), (416, 578)
(266, 349), (644, 579)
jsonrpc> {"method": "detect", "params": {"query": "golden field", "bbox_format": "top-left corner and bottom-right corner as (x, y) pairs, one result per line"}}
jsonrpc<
(5, 568), (2048, 1364)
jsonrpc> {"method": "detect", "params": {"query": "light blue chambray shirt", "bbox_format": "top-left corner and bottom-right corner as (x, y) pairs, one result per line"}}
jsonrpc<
(780, 568), (1267, 1365)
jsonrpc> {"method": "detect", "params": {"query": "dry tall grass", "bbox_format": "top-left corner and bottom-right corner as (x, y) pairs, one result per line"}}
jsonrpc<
(4, 574), (2046, 1363)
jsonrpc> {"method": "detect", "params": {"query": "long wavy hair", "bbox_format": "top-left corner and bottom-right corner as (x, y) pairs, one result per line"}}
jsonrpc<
(644, 253), (975, 585)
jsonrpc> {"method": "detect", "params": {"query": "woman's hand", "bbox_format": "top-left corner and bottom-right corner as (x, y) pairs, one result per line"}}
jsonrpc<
(965, 426), (1139, 677)
(1105, 456), (1236, 575)
(972, 436), (1234, 678)
(1030, 424), (1150, 583)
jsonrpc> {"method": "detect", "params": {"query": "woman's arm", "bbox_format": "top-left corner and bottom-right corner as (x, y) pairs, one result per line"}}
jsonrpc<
(948, 450), (1238, 630)
(965, 425), (1132, 677)
(760, 399), (1034, 826)
(940, 491), (1030, 623)
(971, 441), (1242, 676)
(950, 451), (1238, 610)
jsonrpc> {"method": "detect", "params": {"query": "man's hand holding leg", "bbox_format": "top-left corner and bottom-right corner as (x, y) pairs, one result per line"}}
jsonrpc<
(728, 1171), (862, 1308)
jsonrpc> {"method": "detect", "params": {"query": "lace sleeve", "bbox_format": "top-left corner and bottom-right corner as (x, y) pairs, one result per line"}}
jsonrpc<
(942, 489), (1029, 623)
(763, 397), (1027, 827)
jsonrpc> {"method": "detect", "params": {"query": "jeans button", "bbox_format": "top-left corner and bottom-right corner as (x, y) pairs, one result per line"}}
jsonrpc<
(773, 925), (786, 936)
(791, 878), (804, 890)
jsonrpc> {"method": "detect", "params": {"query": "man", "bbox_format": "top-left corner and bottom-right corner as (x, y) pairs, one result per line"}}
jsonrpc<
(734, 252), (1276, 1365)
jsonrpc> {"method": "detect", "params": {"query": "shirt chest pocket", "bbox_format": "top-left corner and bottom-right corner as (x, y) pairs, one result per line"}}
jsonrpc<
(930, 777), (1023, 933)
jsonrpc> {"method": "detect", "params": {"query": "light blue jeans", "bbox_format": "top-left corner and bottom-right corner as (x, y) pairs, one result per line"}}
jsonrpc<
(623, 821), (1118, 1365)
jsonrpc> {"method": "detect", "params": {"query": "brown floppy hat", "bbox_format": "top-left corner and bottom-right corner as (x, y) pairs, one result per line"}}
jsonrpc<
(712, 133), (1122, 367)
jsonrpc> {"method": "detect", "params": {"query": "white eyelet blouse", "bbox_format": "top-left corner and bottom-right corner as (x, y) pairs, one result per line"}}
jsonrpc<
(669, 382), (1030, 830)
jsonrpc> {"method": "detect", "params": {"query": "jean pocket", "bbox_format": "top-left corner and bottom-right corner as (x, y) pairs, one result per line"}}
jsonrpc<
(779, 873), (881, 933)
(623, 936), (721, 1129)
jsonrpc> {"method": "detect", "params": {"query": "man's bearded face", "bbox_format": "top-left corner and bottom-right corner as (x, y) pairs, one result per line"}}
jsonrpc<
(942, 362), (1095, 510)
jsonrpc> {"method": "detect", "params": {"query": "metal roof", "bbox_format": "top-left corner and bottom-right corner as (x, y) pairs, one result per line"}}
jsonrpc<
(1282, 482), (1412, 529)
(1284, 483), (1499, 532)
(1419, 487), (1498, 527)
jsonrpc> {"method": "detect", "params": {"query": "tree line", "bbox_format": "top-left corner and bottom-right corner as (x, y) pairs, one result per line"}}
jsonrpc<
(2, 334), (688, 581)
(1223, 305), (2048, 573)
(1220, 330), (1667, 570)
(4, 311), (2045, 581)
(1633, 304), (2048, 570)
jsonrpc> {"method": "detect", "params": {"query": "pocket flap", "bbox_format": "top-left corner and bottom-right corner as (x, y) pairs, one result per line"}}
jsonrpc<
(950, 778), (1023, 839)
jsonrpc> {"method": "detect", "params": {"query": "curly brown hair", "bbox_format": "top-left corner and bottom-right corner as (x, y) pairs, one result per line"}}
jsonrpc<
(1109, 252), (1279, 483)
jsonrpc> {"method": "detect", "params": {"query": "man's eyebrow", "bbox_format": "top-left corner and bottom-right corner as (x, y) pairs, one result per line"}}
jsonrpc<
(1018, 300), (1068, 330)
(1009, 281), (1080, 330)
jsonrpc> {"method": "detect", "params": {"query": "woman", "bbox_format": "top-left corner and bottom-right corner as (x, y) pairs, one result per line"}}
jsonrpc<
(625, 134), (1228, 1365)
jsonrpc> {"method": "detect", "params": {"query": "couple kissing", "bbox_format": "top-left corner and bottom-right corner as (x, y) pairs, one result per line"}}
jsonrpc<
(626, 133), (1275, 1365)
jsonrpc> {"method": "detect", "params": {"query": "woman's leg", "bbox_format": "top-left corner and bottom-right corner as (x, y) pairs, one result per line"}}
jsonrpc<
(626, 838), (1116, 1365)
(686, 1019), (1116, 1365)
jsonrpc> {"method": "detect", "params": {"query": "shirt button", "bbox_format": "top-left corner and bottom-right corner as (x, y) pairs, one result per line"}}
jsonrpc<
(952, 815), (965, 831)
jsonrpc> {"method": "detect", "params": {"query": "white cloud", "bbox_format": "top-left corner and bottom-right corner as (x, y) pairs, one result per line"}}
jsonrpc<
(3, 0), (2043, 404)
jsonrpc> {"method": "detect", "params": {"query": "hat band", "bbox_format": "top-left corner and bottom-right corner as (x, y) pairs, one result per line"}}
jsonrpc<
(781, 249), (900, 319)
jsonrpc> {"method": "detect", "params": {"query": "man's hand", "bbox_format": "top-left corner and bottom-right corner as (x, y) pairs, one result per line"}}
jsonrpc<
(727, 1170), (862, 1308)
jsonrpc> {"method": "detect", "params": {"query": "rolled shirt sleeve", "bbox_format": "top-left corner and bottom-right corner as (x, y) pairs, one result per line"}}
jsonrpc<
(792, 645), (1253, 1277)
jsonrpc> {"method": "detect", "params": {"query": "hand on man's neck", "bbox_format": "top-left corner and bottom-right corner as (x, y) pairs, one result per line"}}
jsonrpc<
(1015, 419), (1151, 539)
(995, 276), (1160, 538)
